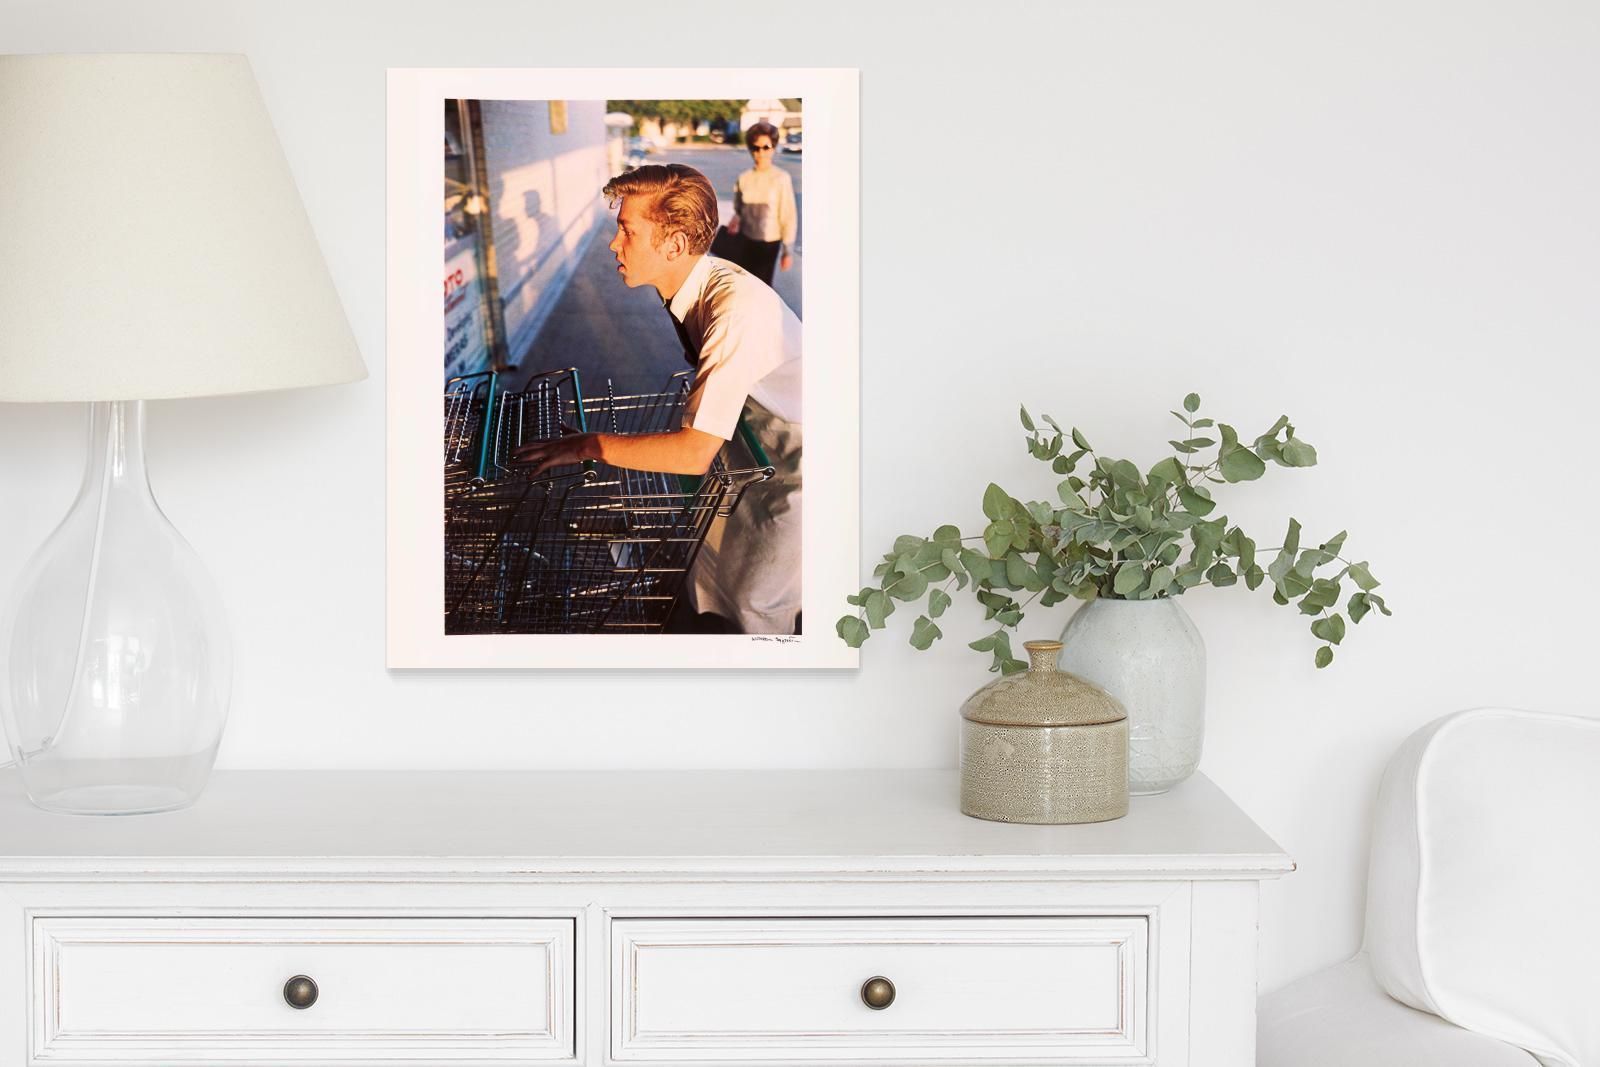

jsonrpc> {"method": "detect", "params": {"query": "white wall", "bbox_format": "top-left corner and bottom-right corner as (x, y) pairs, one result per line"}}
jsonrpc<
(1, 0), (1596, 993)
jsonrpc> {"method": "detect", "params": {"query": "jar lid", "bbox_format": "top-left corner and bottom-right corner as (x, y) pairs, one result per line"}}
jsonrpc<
(959, 640), (1126, 728)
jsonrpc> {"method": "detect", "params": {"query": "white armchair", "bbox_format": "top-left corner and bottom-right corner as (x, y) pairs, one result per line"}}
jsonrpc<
(1259, 707), (1600, 1067)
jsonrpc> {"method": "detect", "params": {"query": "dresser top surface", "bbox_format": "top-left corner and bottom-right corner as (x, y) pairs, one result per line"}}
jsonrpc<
(0, 769), (1291, 879)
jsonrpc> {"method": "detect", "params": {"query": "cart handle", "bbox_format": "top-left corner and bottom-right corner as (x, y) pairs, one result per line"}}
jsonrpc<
(675, 413), (772, 497)
(735, 414), (771, 469)
(474, 371), (498, 482)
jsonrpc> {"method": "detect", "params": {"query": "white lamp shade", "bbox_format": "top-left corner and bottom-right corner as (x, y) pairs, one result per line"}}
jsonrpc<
(0, 53), (365, 401)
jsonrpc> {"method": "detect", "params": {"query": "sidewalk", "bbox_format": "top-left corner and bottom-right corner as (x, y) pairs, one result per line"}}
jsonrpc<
(508, 200), (802, 396)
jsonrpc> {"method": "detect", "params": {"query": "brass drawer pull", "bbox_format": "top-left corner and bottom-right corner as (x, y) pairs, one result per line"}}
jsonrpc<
(860, 975), (895, 1010)
(283, 974), (319, 1010)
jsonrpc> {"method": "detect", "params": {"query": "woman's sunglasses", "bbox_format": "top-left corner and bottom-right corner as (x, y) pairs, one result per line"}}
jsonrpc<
(750, 144), (774, 152)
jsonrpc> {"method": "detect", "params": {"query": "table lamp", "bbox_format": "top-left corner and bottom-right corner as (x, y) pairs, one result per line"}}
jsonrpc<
(0, 54), (365, 815)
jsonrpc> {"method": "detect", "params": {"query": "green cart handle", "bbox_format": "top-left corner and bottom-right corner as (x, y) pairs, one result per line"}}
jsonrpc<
(676, 412), (773, 496)
(736, 413), (771, 470)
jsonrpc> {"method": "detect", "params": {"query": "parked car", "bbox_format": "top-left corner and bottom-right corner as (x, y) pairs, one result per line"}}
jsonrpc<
(783, 130), (803, 154)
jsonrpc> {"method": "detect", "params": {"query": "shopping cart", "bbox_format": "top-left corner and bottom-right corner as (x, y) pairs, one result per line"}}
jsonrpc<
(443, 368), (775, 634)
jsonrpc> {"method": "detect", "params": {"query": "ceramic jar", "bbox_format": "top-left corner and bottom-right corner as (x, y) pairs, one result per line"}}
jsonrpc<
(1057, 598), (1206, 795)
(959, 640), (1129, 824)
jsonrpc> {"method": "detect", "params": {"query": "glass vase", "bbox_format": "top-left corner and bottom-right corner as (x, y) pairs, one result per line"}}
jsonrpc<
(1058, 597), (1206, 795)
(1, 401), (231, 815)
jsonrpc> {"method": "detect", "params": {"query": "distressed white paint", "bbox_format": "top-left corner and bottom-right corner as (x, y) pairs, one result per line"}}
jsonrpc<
(0, 770), (1288, 1065)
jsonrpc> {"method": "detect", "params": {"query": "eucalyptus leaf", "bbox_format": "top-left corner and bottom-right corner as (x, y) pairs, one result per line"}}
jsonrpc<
(893, 534), (925, 556)
(1311, 613), (1347, 645)
(928, 587), (953, 619)
(865, 590), (890, 628)
(982, 483), (1014, 521)
(1315, 646), (1334, 669)
(888, 567), (929, 602)
(1220, 448), (1267, 483)
(983, 520), (1014, 559)
(1113, 564), (1146, 596)
(1285, 517), (1303, 555)
(1281, 437), (1318, 467)
(837, 615), (868, 647)
(1148, 457), (1184, 485)
(910, 615), (942, 650)
(1231, 530), (1257, 571)
(1110, 460), (1142, 489)
(960, 549), (991, 579)
(1147, 565), (1174, 596)
(1178, 487), (1216, 516)
(1349, 592), (1370, 623)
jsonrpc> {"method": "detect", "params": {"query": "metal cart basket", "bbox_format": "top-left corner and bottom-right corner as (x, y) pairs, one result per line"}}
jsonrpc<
(443, 368), (774, 634)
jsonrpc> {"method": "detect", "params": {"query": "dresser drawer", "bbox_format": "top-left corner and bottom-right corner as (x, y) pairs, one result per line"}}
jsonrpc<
(32, 916), (575, 1063)
(611, 916), (1149, 1062)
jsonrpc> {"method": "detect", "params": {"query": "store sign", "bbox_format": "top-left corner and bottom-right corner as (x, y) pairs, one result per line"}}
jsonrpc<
(443, 236), (489, 381)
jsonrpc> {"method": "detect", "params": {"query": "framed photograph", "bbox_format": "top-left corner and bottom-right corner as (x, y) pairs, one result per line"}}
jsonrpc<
(387, 68), (859, 668)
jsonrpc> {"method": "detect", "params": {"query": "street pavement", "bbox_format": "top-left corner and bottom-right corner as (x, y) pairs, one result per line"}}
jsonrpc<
(508, 145), (802, 397)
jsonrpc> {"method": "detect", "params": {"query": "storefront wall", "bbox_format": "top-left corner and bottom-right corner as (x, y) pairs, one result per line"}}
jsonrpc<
(479, 99), (609, 372)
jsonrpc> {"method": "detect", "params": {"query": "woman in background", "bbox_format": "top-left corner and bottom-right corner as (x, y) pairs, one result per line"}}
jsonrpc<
(726, 121), (796, 286)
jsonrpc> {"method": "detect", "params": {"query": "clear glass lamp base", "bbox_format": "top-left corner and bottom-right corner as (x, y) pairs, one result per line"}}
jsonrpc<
(1, 401), (231, 816)
(22, 756), (217, 816)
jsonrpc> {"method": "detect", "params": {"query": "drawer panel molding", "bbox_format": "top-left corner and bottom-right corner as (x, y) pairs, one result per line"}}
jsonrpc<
(611, 916), (1149, 1063)
(32, 916), (576, 1063)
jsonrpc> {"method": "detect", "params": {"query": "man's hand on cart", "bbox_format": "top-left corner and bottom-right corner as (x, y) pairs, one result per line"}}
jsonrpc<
(513, 427), (726, 477)
(510, 433), (600, 476)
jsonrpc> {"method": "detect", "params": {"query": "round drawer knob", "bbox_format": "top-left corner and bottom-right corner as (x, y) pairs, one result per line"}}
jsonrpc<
(283, 975), (319, 1010)
(860, 975), (895, 1010)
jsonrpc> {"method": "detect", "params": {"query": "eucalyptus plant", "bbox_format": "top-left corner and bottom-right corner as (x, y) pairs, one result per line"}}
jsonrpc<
(837, 394), (1388, 674)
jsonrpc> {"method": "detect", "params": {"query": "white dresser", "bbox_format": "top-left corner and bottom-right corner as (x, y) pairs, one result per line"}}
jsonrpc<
(0, 770), (1290, 1066)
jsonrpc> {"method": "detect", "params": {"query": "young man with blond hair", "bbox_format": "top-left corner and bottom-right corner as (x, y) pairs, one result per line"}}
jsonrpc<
(512, 163), (802, 635)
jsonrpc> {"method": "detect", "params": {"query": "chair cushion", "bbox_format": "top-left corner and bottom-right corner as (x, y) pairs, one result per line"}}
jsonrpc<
(1365, 708), (1600, 1067)
(1259, 956), (1537, 1067)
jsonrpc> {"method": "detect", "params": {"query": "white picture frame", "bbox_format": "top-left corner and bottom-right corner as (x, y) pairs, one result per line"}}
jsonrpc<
(386, 68), (859, 668)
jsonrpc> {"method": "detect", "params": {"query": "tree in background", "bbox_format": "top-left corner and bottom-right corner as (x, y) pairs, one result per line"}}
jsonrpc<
(608, 99), (802, 140)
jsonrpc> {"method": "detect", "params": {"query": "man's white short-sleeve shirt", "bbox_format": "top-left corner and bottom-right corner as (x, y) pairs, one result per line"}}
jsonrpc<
(666, 255), (802, 440)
